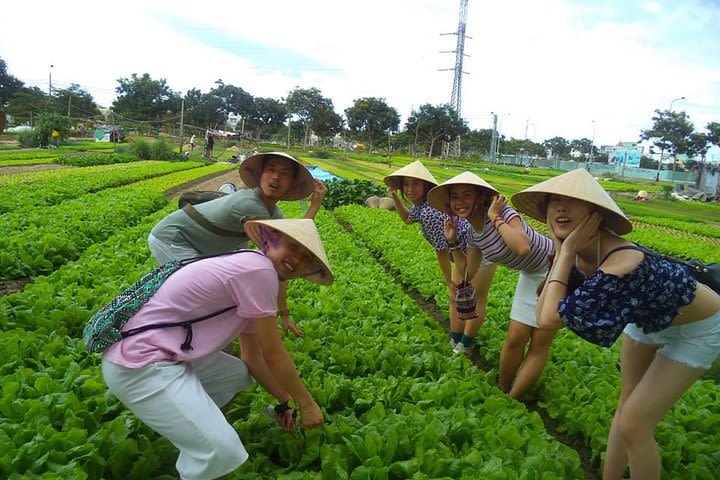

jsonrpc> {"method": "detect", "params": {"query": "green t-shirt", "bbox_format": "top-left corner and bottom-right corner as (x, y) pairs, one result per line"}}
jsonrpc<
(150, 188), (283, 254)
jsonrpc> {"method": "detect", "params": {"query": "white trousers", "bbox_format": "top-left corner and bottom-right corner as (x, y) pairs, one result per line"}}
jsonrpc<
(102, 353), (253, 480)
(147, 233), (200, 264)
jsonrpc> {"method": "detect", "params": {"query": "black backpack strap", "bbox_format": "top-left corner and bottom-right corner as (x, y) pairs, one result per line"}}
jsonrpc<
(600, 245), (644, 265)
(178, 248), (263, 266)
(122, 250), (265, 350)
(121, 305), (236, 350)
(182, 204), (245, 237)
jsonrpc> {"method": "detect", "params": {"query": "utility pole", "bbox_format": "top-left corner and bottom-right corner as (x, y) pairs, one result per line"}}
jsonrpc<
(239, 117), (245, 150)
(413, 123), (419, 159)
(490, 112), (498, 162)
(47, 64), (54, 108)
(178, 98), (185, 153)
(439, 0), (470, 157)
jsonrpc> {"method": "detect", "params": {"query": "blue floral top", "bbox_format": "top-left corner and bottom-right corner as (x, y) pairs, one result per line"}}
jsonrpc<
(558, 252), (696, 347)
(408, 202), (470, 251)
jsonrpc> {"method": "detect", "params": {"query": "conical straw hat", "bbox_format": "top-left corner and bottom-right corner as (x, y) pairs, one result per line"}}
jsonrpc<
(239, 152), (315, 201)
(383, 161), (438, 190)
(510, 169), (632, 235)
(427, 171), (499, 214)
(243, 218), (333, 285)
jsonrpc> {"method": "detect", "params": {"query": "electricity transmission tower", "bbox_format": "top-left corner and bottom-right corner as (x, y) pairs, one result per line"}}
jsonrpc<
(439, 0), (470, 157)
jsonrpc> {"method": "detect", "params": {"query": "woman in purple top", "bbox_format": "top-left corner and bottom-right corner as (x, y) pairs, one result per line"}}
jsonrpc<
(513, 169), (720, 480)
(384, 161), (495, 354)
(101, 219), (333, 480)
(429, 171), (556, 400)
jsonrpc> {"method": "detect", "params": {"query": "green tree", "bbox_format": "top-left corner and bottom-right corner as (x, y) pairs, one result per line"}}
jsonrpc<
(461, 129), (493, 155)
(543, 137), (571, 159)
(246, 96), (286, 139)
(51, 84), (100, 118)
(4, 86), (47, 125)
(0, 57), (24, 107)
(286, 87), (335, 147)
(404, 104), (468, 157)
(112, 73), (181, 126)
(34, 111), (72, 145)
(310, 104), (344, 144)
(570, 138), (593, 159)
(640, 109), (694, 180)
(212, 80), (253, 119)
(706, 122), (720, 148)
(344, 97), (400, 151)
(184, 88), (225, 129)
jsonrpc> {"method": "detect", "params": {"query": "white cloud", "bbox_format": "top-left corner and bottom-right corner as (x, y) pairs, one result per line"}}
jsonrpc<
(2, 0), (718, 147)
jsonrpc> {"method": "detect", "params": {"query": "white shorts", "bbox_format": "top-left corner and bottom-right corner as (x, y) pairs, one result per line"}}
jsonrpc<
(509, 269), (547, 328)
(623, 310), (720, 370)
(102, 352), (253, 480)
(148, 233), (200, 264)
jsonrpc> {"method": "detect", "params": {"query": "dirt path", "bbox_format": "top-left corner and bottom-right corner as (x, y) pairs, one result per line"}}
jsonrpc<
(0, 164), (73, 175)
(163, 167), (246, 200)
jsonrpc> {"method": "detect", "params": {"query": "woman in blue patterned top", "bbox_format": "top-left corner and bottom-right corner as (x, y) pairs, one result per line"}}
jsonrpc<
(512, 169), (720, 480)
(385, 161), (495, 354)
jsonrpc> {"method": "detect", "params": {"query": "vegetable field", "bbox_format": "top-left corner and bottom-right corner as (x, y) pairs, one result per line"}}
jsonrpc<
(1, 148), (719, 479)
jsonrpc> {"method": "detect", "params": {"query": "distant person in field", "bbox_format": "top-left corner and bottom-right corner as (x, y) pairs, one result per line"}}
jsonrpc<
(148, 152), (327, 337)
(514, 169), (720, 480)
(634, 190), (648, 202)
(189, 134), (196, 150)
(429, 172), (557, 400)
(204, 133), (215, 158)
(103, 219), (333, 480)
(384, 161), (491, 354)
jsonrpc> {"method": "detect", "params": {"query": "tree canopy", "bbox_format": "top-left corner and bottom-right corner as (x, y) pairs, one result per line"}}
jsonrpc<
(405, 104), (468, 157)
(112, 73), (181, 124)
(0, 57), (24, 107)
(345, 97), (400, 150)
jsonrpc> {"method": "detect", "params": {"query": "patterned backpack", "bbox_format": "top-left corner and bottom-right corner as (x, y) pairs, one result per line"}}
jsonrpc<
(83, 250), (258, 353)
(455, 280), (478, 321)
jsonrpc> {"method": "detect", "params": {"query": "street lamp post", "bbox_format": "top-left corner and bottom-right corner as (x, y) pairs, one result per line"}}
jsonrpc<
(655, 96), (686, 181)
(589, 119), (596, 172)
(47, 64), (54, 107)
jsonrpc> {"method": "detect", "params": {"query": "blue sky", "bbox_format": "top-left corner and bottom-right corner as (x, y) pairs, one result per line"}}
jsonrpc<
(2, 0), (718, 157)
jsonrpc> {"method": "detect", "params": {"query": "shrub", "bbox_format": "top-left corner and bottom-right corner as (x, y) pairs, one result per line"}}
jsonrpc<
(323, 178), (386, 210)
(16, 129), (41, 148)
(131, 139), (152, 160)
(661, 184), (673, 200)
(310, 149), (335, 159)
(34, 112), (73, 145)
(149, 138), (175, 160)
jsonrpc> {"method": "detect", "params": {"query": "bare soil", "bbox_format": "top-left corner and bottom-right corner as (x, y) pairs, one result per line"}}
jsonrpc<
(0, 164), (73, 175)
(163, 167), (246, 200)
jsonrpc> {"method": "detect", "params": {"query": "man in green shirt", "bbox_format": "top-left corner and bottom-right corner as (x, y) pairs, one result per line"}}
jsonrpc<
(148, 151), (327, 336)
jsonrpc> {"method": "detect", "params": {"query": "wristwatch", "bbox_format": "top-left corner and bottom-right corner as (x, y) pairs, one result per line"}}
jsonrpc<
(274, 399), (297, 416)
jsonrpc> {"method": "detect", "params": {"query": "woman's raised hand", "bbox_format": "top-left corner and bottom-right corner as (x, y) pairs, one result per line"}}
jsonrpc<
(562, 212), (602, 254)
(487, 194), (507, 220)
(444, 217), (458, 242)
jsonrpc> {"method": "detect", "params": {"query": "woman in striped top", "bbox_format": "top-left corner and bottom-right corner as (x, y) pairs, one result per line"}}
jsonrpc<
(428, 171), (556, 399)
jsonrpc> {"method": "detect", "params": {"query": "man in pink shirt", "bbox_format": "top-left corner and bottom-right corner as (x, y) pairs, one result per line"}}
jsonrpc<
(101, 218), (332, 480)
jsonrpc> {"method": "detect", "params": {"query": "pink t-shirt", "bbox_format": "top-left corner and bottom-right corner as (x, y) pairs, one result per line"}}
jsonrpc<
(103, 251), (279, 368)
